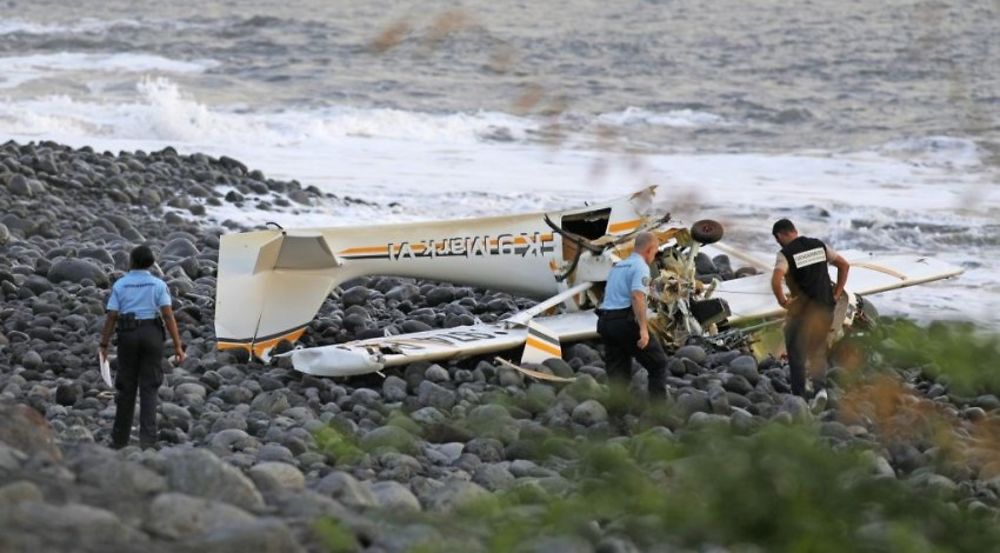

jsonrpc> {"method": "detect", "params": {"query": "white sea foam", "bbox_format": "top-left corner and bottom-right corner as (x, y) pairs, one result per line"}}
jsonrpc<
(595, 107), (731, 128)
(879, 136), (984, 167)
(0, 53), (218, 89)
(0, 18), (192, 36)
(0, 78), (537, 144)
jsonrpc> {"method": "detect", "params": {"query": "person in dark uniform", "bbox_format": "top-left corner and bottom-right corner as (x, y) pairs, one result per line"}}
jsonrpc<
(98, 245), (185, 449)
(770, 219), (849, 398)
(596, 231), (667, 399)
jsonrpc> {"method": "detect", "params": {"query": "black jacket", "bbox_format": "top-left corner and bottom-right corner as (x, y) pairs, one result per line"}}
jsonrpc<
(781, 236), (835, 310)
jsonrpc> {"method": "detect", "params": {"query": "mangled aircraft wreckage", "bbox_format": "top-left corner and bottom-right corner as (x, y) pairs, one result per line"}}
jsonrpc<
(213, 186), (962, 377)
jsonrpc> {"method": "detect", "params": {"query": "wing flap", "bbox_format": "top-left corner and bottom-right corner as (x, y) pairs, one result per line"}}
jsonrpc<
(284, 310), (600, 377)
(716, 253), (964, 324)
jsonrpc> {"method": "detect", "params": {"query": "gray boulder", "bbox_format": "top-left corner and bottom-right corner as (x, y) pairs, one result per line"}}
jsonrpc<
(423, 480), (491, 513)
(162, 447), (264, 511)
(571, 400), (608, 426)
(360, 425), (420, 455)
(250, 390), (290, 415)
(0, 502), (145, 552)
(417, 381), (457, 410)
(728, 355), (760, 384)
(0, 480), (43, 504)
(382, 376), (408, 402)
(316, 471), (376, 509)
(47, 258), (108, 287)
(675, 345), (707, 364)
(248, 462), (306, 494)
(146, 492), (255, 539)
(369, 480), (422, 512)
(0, 402), (62, 461)
(184, 518), (304, 553)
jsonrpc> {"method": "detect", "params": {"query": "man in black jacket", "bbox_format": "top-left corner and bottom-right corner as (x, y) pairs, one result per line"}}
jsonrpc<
(771, 219), (849, 398)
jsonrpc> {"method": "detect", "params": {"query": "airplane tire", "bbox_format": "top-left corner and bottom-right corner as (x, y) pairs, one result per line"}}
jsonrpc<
(691, 219), (724, 245)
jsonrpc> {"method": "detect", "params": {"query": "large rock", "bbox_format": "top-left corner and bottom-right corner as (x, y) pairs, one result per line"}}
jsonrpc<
(162, 447), (264, 511)
(248, 462), (306, 494)
(675, 345), (707, 365)
(369, 480), (422, 512)
(161, 237), (200, 258)
(571, 400), (608, 426)
(250, 390), (290, 415)
(474, 463), (516, 491)
(728, 355), (760, 385)
(47, 258), (108, 287)
(464, 404), (519, 444)
(340, 285), (371, 308)
(76, 454), (167, 499)
(0, 502), (145, 552)
(0, 402), (61, 461)
(316, 471), (376, 509)
(0, 480), (43, 504)
(423, 480), (491, 513)
(146, 492), (255, 539)
(360, 426), (420, 455)
(417, 381), (457, 410)
(382, 376), (408, 402)
(184, 518), (304, 553)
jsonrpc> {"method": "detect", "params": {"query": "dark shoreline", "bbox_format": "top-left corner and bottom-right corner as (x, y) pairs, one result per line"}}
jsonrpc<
(1, 140), (998, 552)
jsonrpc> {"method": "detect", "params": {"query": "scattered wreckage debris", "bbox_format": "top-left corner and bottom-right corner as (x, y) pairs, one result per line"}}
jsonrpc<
(214, 185), (964, 377)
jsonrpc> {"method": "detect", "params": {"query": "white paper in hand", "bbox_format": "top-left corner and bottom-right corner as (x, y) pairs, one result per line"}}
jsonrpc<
(98, 349), (113, 388)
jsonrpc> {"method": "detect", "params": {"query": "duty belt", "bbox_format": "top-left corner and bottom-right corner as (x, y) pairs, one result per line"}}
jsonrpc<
(117, 314), (162, 332)
(597, 308), (632, 320)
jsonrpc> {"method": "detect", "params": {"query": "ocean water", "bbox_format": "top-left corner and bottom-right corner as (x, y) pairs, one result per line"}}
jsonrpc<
(0, 0), (997, 325)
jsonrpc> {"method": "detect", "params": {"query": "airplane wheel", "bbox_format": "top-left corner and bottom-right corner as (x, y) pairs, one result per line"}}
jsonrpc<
(691, 219), (724, 245)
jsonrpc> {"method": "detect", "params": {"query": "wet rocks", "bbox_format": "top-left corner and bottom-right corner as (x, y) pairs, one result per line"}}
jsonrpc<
(147, 493), (256, 539)
(0, 402), (62, 461)
(248, 462), (306, 494)
(47, 258), (108, 287)
(0, 141), (994, 551)
(162, 448), (264, 511)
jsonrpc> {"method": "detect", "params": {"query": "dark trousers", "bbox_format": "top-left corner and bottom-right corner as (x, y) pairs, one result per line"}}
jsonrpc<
(597, 313), (667, 399)
(111, 323), (164, 448)
(785, 306), (834, 398)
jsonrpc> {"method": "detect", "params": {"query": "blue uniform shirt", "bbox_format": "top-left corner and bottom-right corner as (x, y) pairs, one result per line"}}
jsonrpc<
(106, 270), (171, 319)
(601, 253), (651, 309)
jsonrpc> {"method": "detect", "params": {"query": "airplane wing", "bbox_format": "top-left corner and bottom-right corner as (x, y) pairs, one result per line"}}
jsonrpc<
(717, 253), (964, 323)
(282, 310), (599, 377)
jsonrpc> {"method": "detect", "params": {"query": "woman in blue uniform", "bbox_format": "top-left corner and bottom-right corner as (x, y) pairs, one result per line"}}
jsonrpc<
(98, 245), (185, 449)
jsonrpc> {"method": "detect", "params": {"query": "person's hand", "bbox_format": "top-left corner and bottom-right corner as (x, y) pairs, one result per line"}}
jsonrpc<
(777, 296), (789, 308)
(173, 345), (186, 364)
(637, 327), (650, 349)
(99, 344), (109, 360)
(833, 289), (843, 301)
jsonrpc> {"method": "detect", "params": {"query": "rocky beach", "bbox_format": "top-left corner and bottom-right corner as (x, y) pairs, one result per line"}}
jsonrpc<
(2, 140), (999, 552)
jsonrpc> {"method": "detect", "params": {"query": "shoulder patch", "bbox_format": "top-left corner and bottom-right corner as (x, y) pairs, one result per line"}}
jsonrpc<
(641, 276), (650, 286)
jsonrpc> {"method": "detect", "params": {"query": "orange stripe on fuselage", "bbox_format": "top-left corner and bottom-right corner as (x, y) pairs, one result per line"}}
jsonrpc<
(608, 219), (641, 233)
(525, 336), (562, 357)
(339, 246), (389, 255)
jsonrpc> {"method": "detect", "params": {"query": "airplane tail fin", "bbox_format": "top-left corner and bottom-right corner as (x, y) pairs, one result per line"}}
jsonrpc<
(214, 230), (343, 358)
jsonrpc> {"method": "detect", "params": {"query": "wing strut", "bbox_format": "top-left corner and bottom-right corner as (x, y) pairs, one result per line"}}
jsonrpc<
(504, 281), (594, 327)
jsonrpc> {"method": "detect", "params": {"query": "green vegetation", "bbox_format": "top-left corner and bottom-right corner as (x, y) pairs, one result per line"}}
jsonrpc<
(315, 319), (1000, 552)
(862, 319), (1000, 395)
(395, 425), (999, 552)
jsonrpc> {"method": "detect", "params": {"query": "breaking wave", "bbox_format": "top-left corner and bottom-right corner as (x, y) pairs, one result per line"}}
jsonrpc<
(0, 52), (218, 89)
(0, 78), (539, 145)
(595, 106), (731, 128)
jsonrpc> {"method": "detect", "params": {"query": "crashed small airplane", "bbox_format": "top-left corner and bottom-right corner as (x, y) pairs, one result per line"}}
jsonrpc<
(213, 186), (963, 377)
